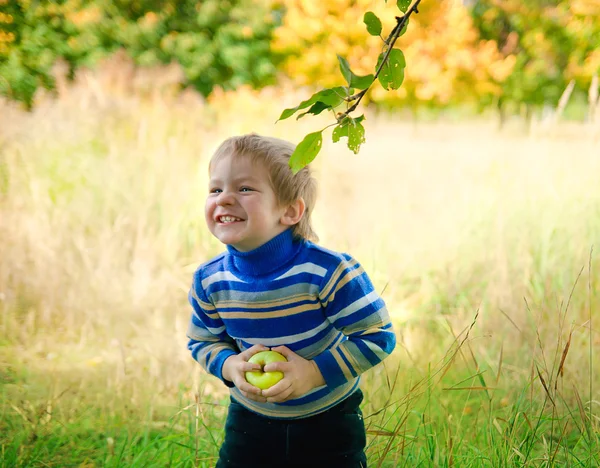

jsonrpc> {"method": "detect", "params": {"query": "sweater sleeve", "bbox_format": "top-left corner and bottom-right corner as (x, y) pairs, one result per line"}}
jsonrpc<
(312, 254), (396, 390)
(186, 272), (238, 386)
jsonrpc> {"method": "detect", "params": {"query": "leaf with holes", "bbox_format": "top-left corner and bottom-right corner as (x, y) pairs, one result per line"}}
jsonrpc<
(397, 0), (411, 13)
(337, 55), (374, 90)
(376, 49), (406, 90)
(364, 12), (382, 36)
(332, 115), (366, 154)
(290, 131), (323, 173)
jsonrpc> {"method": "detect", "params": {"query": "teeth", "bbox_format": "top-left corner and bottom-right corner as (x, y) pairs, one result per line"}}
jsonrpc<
(220, 216), (241, 223)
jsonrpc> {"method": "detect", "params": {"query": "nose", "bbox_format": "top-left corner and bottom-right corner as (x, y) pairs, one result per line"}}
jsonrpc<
(216, 190), (235, 206)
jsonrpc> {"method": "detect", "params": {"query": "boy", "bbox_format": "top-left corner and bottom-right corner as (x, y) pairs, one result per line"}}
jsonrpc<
(187, 134), (396, 467)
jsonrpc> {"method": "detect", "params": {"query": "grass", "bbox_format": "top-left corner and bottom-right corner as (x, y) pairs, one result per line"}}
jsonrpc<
(0, 77), (599, 466)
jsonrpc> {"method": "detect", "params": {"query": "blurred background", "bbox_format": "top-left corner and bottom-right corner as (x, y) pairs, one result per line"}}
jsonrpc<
(0, 0), (599, 466)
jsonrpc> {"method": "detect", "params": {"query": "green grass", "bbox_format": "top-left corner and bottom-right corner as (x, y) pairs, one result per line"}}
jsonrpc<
(1, 320), (598, 467)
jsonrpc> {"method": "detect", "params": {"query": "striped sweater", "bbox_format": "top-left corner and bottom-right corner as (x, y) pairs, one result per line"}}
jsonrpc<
(187, 228), (396, 419)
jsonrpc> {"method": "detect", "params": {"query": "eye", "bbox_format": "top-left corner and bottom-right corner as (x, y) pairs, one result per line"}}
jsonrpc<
(209, 188), (222, 194)
(240, 187), (254, 192)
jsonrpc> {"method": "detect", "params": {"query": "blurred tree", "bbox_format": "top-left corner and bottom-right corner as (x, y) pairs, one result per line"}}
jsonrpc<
(469, 0), (580, 121)
(273, 0), (514, 111)
(564, 0), (600, 94)
(3, 0), (597, 114)
(0, 0), (281, 107)
(0, 0), (78, 107)
(375, 0), (515, 111)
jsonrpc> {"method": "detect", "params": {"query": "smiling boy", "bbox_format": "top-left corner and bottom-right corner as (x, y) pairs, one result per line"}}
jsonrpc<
(187, 134), (396, 467)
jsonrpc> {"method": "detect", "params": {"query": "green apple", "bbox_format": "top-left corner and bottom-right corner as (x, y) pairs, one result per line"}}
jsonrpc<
(245, 351), (287, 390)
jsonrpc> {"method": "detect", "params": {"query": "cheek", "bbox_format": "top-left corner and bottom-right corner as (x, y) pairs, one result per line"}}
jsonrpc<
(205, 200), (215, 223)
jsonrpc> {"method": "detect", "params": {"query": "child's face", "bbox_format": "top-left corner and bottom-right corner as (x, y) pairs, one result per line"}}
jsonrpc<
(205, 153), (288, 252)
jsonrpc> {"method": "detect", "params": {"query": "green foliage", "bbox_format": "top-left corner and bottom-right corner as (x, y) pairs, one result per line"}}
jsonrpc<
(0, 0), (280, 107)
(331, 115), (366, 154)
(469, 0), (585, 112)
(278, 86), (349, 121)
(376, 48), (405, 90)
(289, 130), (323, 174)
(285, 0), (419, 169)
(363, 11), (382, 37)
(0, 1), (77, 107)
(99, 0), (280, 96)
(337, 54), (374, 89)
(396, 0), (412, 13)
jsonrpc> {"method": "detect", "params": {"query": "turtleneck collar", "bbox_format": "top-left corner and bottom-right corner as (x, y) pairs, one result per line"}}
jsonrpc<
(226, 229), (303, 276)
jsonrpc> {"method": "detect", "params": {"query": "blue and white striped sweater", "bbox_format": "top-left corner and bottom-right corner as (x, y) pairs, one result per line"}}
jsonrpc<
(187, 228), (396, 419)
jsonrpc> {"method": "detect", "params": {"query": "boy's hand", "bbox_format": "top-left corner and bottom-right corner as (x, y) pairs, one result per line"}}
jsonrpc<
(260, 346), (326, 403)
(222, 344), (269, 402)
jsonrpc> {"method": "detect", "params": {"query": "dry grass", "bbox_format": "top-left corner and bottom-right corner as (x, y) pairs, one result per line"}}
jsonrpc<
(0, 73), (599, 466)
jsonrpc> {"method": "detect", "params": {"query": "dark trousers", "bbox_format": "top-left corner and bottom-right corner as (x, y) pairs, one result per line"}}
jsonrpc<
(216, 389), (367, 468)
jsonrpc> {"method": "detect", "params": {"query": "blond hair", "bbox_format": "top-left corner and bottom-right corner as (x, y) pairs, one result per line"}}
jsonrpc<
(210, 134), (318, 242)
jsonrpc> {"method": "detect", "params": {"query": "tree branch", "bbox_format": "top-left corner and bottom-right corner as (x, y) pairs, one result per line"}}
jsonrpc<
(340, 0), (422, 121)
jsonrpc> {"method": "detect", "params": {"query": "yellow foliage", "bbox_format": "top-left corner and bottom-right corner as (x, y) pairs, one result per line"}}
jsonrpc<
(0, 30), (15, 44)
(568, 49), (600, 82)
(565, 1), (600, 82)
(273, 0), (514, 106)
(0, 12), (14, 23)
(570, 0), (600, 15)
(139, 11), (160, 29)
(64, 1), (103, 27)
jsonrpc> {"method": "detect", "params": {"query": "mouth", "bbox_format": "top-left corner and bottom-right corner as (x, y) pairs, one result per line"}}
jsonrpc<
(217, 215), (244, 224)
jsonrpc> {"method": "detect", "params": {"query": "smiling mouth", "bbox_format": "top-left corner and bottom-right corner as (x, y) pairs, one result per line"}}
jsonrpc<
(218, 215), (243, 224)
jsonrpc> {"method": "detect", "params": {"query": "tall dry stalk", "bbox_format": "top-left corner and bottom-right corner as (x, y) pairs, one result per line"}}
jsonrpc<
(589, 73), (599, 124)
(555, 79), (576, 123)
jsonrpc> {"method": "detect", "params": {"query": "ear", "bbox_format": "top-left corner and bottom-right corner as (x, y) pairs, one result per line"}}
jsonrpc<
(280, 198), (306, 227)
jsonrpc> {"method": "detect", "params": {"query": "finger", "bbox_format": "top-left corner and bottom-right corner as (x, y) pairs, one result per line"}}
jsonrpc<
(261, 380), (292, 398)
(271, 346), (300, 361)
(269, 345), (294, 359)
(249, 343), (269, 352)
(240, 391), (267, 403)
(240, 344), (269, 360)
(241, 361), (262, 372)
(262, 361), (288, 373)
(266, 386), (294, 403)
(236, 380), (263, 396)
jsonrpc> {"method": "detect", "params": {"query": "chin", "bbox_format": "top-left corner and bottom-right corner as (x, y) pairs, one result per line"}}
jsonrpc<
(215, 233), (245, 246)
(229, 242), (257, 252)
(216, 232), (264, 251)
(218, 236), (248, 250)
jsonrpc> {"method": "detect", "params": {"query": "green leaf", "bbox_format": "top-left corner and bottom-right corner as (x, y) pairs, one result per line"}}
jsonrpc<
(351, 74), (375, 90)
(297, 101), (329, 119)
(337, 55), (353, 86)
(337, 55), (374, 90)
(397, 0), (412, 13)
(399, 18), (410, 37)
(279, 97), (318, 121)
(332, 124), (346, 143)
(289, 131), (323, 173)
(376, 49), (406, 90)
(363, 12), (382, 36)
(315, 87), (348, 106)
(332, 115), (366, 154)
(278, 87), (347, 121)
